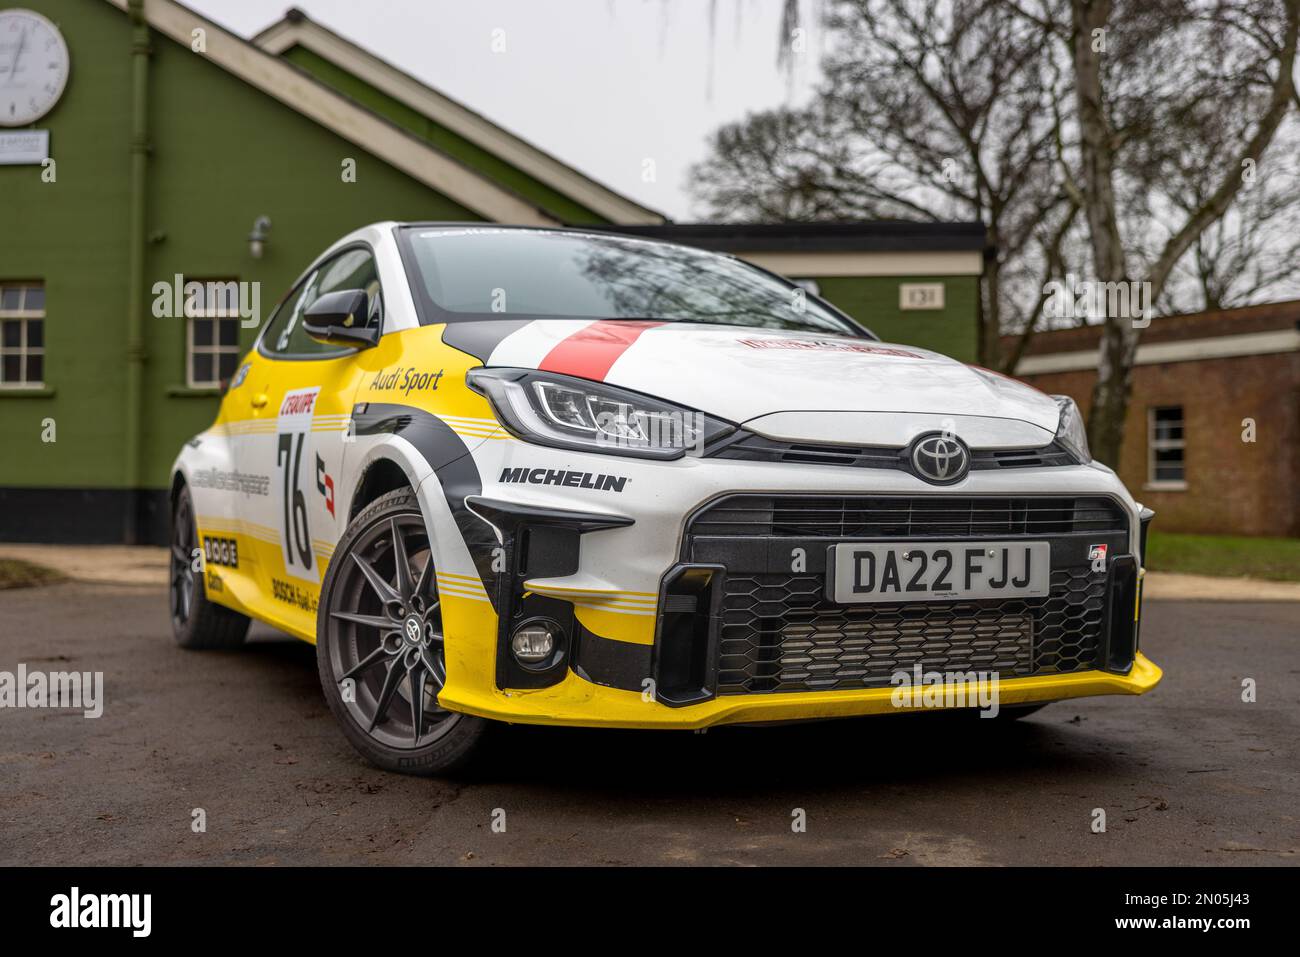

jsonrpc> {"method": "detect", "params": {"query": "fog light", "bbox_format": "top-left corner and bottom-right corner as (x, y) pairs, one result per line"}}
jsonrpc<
(511, 621), (557, 664)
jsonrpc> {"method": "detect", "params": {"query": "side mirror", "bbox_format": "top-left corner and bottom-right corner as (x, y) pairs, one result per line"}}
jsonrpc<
(303, 289), (379, 348)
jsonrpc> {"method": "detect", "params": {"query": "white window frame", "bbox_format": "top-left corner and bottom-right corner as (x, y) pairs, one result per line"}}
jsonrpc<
(0, 282), (46, 389)
(185, 280), (243, 389)
(1145, 405), (1187, 491)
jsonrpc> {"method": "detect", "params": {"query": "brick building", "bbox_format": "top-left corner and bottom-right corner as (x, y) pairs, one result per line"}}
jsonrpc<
(1006, 300), (1300, 538)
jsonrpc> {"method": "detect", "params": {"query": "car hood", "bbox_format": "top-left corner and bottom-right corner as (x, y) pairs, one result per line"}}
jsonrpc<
(461, 319), (1062, 443)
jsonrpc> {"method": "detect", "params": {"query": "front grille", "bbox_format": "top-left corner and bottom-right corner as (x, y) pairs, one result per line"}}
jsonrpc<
(677, 494), (1129, 698)
(716, 567), (1105, 694)
(691, 494), (1128, 539)
(709, 432), (1076, 470)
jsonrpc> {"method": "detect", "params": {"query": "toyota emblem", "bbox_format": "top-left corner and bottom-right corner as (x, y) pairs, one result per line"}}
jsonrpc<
(909, 432), (971, 485)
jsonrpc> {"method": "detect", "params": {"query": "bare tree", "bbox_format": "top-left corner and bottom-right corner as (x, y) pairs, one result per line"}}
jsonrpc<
(693, 0), (1072, 367)
(1049, 0), (1300, 463)
(697, 0), (1300, 468)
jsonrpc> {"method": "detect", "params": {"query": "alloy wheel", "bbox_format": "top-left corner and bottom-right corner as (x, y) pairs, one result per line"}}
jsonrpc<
(325, 513), (459, 750)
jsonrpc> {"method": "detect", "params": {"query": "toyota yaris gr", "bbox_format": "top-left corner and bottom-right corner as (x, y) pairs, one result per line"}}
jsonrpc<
(170, 223), (1162, 774)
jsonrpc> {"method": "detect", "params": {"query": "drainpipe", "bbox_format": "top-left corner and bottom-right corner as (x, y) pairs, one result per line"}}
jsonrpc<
(123, 0), (150, 543)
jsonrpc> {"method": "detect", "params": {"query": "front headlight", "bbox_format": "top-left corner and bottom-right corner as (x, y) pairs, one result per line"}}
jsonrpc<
(468, 367), (734, 459)
(1052, 395), (1091, 463)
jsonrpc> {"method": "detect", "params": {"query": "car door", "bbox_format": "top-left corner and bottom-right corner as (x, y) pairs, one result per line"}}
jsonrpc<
(234, 246), (384, 638)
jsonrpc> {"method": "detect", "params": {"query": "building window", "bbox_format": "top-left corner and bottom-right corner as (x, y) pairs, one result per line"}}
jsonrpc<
(1147, 406), (1186, 489)
(0, 282), (45, 389)
(186, 281), (242, 389)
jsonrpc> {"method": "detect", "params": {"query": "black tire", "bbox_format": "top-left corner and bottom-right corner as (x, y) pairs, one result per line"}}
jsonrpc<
(316, 488), (486, 776)
(170, 484), (251, 650)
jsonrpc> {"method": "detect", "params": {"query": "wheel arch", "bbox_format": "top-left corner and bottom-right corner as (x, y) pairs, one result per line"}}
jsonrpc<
(348, 454), (419, 522)
(169, 467), (189, 515)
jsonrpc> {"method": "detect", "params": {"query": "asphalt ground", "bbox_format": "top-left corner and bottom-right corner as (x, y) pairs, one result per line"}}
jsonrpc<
(0, 578), (1296, 865)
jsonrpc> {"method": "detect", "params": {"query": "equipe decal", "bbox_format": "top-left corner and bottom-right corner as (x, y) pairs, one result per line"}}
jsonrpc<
(538, 319), (663, 381)
(498, 467), (628, 492)
(277, 387), (322, 584)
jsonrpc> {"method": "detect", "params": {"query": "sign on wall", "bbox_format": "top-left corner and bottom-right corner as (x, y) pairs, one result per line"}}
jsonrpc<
(900, 282), (945, 311)
(0, 129), (49, 164)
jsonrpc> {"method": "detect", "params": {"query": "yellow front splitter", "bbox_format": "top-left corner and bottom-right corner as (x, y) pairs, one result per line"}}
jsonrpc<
(438, 652), (1163, 730)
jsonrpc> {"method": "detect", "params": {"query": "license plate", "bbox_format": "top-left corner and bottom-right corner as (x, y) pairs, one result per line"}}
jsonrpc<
(828, 541), (1051, 603)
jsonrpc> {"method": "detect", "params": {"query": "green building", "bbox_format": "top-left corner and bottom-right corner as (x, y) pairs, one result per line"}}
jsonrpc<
(1, 0), (986, 544)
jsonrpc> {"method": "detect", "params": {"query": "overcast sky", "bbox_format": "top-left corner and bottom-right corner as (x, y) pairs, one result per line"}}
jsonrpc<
(188, 0), (826, 220)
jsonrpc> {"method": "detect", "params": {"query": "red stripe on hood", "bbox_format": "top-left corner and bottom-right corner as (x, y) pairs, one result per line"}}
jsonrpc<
(537, 320), (664, 381)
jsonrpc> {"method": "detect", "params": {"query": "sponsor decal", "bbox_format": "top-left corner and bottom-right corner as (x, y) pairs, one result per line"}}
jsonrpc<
(206, 569), (224, 592)
(277, 387), (322, 584)
(278, 387), (319, 420)
(315, 453), (335, 518)
(189, 468), (270, 497)
(49, 887), (151, 937)
(1089, 543), (1109, 563)
(202, 535), (239, 568)
(271, 576), (318, 613)
(368, 366), (444, 396)
(230, 362), (251, 389)
(498, 467), (628, 492)
(736, 336), (923, 358)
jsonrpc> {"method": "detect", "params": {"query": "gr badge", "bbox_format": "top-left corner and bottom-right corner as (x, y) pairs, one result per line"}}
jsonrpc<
(1089, 543), (1109, 573)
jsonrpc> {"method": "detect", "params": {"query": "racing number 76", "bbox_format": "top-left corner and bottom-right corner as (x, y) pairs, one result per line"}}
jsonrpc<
(277, 432), (314, 574)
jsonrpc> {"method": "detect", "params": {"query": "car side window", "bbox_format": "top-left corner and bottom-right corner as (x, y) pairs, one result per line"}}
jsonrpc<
(261, 247), (383, 357)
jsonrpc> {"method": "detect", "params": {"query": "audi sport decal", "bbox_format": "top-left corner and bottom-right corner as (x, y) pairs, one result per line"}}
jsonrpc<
(367, 366), (445, 396)
(538, 319), (664, 381)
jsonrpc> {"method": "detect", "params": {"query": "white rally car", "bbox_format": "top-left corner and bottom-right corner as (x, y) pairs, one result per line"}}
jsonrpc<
(170, 223), (1161, 775)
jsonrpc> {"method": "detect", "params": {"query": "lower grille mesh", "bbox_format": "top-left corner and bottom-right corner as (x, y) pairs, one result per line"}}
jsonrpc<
(716, 567), (1105, 694)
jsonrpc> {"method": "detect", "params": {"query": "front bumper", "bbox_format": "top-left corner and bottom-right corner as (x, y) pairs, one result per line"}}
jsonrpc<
(439, 652), (1163, 729)
(425, 439), (1163, 729)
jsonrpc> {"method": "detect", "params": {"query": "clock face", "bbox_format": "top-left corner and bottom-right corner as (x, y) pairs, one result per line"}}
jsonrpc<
(0, 8), (70, 127)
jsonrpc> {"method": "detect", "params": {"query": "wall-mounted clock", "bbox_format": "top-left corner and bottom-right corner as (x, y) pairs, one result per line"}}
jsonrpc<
(0, 8), (70, 127)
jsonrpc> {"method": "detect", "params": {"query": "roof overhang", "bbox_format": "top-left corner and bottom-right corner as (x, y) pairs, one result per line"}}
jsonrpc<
(252, 9), (665, 225)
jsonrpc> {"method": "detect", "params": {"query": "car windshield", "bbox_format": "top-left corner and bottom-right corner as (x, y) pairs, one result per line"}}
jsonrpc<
(398, 226), (869, 336)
